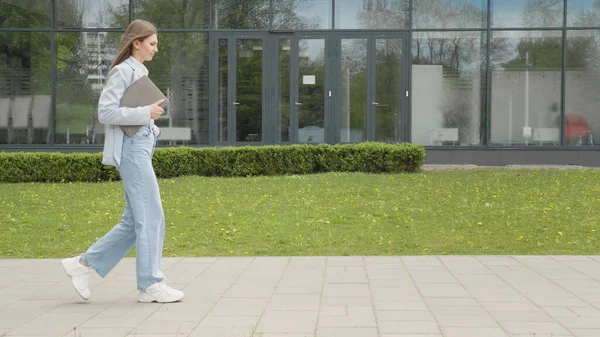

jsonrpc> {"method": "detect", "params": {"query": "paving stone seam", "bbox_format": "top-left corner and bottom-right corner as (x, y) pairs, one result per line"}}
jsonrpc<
(518, 256), (600, 311)
(312, 257), (329, 337)
(185, 257), (258, 336)
(477, 256), (576, 336)
(5, 280), (72, 336)
(254, 256), (294, 336)
(549, 255), (600, 284)
(400, 256), (448, 337)
(438, 256), (517, 337)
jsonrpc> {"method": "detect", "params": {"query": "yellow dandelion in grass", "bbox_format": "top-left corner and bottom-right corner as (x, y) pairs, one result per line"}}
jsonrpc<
(558, 231), (563, 236)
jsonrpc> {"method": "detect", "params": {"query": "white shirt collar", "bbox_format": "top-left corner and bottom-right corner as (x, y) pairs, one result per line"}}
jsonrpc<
(127, 56), (149, 76)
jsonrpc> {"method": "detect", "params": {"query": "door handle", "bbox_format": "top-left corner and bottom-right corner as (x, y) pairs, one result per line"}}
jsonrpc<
(372, 102), (389, 107)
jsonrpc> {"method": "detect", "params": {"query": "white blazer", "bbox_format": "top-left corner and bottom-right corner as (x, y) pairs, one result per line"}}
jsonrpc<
(98, 57), (152, 167)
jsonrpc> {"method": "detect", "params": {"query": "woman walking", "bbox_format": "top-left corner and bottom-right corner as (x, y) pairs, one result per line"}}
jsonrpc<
(61, 19), (183, 303)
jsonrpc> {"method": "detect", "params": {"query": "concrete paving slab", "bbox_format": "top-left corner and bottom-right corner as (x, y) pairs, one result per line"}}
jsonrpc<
(0, 256), (598, 337)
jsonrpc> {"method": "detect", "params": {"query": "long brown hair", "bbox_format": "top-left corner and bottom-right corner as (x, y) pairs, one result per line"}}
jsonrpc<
(110, 19), (158, 69)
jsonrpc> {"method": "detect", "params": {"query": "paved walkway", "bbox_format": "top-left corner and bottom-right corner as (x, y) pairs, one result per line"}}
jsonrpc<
(1, 256), (600, 337)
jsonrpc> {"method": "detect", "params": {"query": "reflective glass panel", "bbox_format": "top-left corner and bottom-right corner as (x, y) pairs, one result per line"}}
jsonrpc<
(56, 0), (128, 28)
(490, 31), (563, 146)
(565, 30), (600, 146)
(491, 0), (563, 28)
(278, 39), (291, 142)
(218, 39), (228, 142)
(0, 0), (50, 28)
(0, 32), (51, 144)
(235, 39), (263, 142)
(215, 0), (270, 29)
(336, 0), (407, 29)
(55, 32), (119, 144)
(134, 0), (209, 29)
(412, 31), (486, 146)
(374, 37), (403, 143)
(340, 38), (368, 143)
(568, 0), (600, 27)
(274, 0), (332, 29)
(413, 0), (487, 29)
(148, 33), (210, 145)
(298, 39), (325, 143)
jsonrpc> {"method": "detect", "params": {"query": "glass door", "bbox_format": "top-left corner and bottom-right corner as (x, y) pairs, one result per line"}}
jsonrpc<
(212, 33), (266, 144)
(272, 33), (332, 144)
(335, 32), (408, 143)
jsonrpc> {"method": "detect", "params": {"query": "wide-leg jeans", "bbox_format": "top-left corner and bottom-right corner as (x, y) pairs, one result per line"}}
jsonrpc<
(82, 126), (165, 290)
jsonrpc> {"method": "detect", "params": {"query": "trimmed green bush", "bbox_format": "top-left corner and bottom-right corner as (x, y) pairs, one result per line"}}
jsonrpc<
(0, 143), (425, 183)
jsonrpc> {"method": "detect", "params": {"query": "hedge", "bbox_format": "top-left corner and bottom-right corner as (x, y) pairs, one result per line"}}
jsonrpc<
(0, 143), (425, 183)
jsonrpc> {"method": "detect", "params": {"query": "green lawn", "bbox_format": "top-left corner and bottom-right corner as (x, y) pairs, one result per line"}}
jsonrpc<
(1, 170), (599, 258)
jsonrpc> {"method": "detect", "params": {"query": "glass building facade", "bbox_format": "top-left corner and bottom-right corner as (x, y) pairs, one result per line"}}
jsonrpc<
(1, 0), (600, 153)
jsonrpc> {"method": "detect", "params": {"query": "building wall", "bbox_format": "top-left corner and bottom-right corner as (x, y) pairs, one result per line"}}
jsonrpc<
(1, 0), (600, 163)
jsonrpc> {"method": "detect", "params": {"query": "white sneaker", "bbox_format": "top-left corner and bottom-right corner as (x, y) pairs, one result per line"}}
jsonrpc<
(138, 282), (184, 303)
(61, 256), (91, 300)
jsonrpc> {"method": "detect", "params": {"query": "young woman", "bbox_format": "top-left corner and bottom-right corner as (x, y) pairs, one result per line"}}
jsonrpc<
(61, 19), (183, 303)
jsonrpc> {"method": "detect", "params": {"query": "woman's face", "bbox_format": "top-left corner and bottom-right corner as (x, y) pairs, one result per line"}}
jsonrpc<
(133, 33), (158, 63)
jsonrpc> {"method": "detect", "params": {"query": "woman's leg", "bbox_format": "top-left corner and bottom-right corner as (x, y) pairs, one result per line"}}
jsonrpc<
(80, 192), (136, 277)
(117, 127), (166, 290)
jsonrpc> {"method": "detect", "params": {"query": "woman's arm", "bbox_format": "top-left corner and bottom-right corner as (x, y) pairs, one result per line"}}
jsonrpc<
(98, 66), (152, 125)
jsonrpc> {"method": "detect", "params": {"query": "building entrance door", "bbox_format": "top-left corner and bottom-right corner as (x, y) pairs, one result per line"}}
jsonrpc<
(270, 33), (332, 144)
(334, 32), (409, 143)
(211, 33), (266, 145)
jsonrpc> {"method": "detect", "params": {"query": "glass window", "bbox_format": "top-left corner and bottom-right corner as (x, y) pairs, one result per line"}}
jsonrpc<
(0, 32), (51, 144)
(335, 0), (407, 29)
(565, 30), (600, 146)
(340, 38), (368, 142)
(413, 0), (487, 29)
(568, 0), (600, 27)
(54, 32), (119, 144)
(134, 0), (209, 29)
(490, 31), (563, 146)
(215, 0), (270, 29)
(0, 0), (50, 28)
(147, 33), (210, 145)
(491, 0), (563, 28)
(274, 0), (332, 30)
(298, 38), (326, 143)
(55, 0), (128, 28)
(411, 31), (487, 146)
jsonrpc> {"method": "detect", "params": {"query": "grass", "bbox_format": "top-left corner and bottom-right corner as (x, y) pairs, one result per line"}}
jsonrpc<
(0, 170), (599, 258)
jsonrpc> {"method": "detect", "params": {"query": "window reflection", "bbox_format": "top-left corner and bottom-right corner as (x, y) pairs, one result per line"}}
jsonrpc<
(413, 0), (486, 29)
(412, 31), (486, 146)
(134, 0), (209, 29)
(340, 38), (368, 142)
(565, 30), (600, 146)
(375, 38), (403, 143)
(236, 39), (263, 142)
(215, 0), (270, 29)
(298, 39), (326, 143)
(273, 0), (332, 29)
(0, 32), (51, 144)
(568, 0), (600, 27)
(335, 0), (407, 29)
(148, 33), (210, 145)
(56, 0), (128, 28)
(490, 31), (563, 146)
(55, 32), (119, 144)
(491, 0), (563, 28)
(0, 0), (50, 28)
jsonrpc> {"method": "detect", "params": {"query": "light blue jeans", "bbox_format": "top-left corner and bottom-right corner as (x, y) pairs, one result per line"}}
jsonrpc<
(82, 126), (165, 290)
